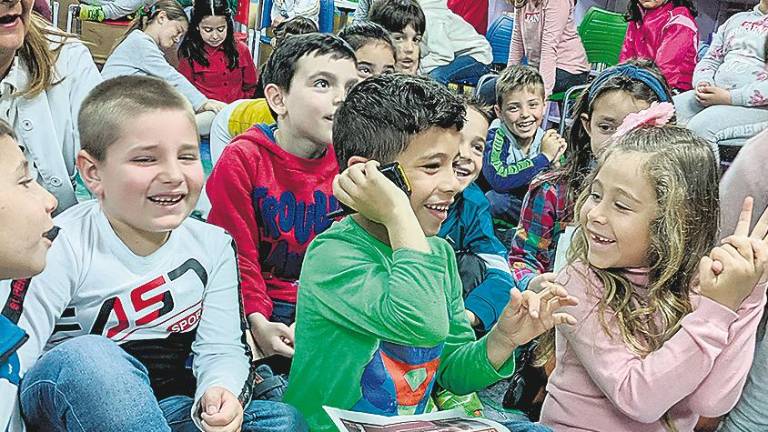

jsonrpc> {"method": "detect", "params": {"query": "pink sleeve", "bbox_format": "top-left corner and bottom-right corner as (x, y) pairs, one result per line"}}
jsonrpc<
(558, 264), (739, 423)
(684, 282), (767, 416)
(538, 0), (571, 96)
(619, 23), (636, 63)
(654, 14), (698, 91)
(508, 8), (524, 66)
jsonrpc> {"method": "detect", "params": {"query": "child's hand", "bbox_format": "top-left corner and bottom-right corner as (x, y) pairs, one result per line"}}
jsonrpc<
(528, 272), (557, 293)
(199, 99), (227, 114)
(695, 84), (732, 107)
(333, 160), (413, 227)
(486, 286), (577, 369)
(200, 386), (243, 432)
(540, 130), (567, 163)
(699, 197), (768, 311)
(248, 313), (295, 358)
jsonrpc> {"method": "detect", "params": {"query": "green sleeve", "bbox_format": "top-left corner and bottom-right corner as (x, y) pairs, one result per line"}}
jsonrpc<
(436, 245), (516, 394)
(299, 230), (451, 347)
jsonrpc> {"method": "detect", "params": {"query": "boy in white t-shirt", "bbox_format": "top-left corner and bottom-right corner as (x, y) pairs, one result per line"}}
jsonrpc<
(1, 76), (306, 432)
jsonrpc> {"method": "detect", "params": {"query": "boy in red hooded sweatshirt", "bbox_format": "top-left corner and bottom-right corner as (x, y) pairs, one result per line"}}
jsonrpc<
(206, 33), (359, 363)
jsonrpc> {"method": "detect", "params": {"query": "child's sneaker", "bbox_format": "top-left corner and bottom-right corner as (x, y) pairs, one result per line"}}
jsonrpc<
(78, 4), (106, 22)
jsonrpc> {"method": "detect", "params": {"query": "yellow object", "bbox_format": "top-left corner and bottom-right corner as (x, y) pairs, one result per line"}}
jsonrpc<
(227, 98), (276, 137)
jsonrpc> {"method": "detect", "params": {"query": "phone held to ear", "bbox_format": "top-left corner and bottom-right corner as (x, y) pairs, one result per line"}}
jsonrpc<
(326, 162), (412, 219)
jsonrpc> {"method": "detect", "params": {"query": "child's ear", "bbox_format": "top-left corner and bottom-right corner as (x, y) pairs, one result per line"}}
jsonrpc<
(494, 104), (502, 120)
(155, 11), (167, 25)
(76, 150), (104, 199)
(347, 156), (369, 167)
(580, 113), (592, 138)
(264, 83), (287, 118)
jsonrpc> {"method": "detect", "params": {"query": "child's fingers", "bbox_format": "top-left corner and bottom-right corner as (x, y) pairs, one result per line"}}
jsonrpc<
(733, 197), (754, 238)
(699, 256), (716, 292)
(333, 176), (358, 208)
(721, 235), (755, 263)
(710, 246), (738, 268)
(551, 313), (577, 326)
(346, 163), (368, 184)
(504, 288), (524, 316)
(522, 290), (541, 319)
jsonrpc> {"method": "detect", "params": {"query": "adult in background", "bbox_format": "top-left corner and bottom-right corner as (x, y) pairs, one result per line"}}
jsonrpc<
(0, 0), (101, 213)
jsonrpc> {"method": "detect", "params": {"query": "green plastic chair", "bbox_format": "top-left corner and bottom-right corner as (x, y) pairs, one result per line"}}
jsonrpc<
(548, 7), (628, 133)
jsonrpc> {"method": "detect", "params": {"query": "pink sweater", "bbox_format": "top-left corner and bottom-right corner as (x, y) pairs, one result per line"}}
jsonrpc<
(541, 261), (767, 431)
(508, 0), (589, 97)
(619, 3), (698, 91)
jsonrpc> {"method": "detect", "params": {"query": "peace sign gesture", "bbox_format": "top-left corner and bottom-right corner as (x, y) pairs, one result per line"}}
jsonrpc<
(699, 197), (768, 311)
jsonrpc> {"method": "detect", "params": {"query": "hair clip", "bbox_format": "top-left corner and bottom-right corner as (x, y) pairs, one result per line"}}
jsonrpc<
(613, 102), (675, 138)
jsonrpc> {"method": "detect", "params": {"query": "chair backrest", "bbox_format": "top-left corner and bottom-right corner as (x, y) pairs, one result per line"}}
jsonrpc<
(486, 14), (514, 66)
(260, 0), (273, 30)
(578, 7), (628, 69)
(318, 0), (335, 32)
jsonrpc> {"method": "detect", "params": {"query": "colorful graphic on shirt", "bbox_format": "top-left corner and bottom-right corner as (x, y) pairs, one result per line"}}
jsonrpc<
(352, 341), (444, 416)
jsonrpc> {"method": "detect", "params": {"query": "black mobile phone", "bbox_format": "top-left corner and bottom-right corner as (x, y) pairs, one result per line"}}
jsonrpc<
(326, 162), (411, 218)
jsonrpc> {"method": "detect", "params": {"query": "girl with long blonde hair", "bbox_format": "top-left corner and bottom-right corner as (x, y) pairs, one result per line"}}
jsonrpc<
(539, 106), (768, 431)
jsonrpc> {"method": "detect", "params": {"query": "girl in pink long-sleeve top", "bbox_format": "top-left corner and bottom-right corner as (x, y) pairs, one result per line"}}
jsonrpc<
(538, 113), (768, 431)
(619, 0), (698, 93)
(508, 0), (590, 97)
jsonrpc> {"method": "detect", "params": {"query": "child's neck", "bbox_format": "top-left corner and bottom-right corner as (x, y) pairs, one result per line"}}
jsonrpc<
(351, 214), (392, 246)
(105, 213), (170, 257)
(274, 127), (327, 159)
(142, 25), (162, 46)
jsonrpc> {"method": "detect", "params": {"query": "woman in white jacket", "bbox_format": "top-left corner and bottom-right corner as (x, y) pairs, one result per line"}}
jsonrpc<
(0, 0), (101, 215)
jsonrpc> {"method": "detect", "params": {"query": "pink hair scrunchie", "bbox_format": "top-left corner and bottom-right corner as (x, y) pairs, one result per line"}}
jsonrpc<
(613, 101), (675, 138)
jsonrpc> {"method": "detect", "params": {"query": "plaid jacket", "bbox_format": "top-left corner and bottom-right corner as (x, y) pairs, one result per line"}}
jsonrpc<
(508, 173), (572, 290)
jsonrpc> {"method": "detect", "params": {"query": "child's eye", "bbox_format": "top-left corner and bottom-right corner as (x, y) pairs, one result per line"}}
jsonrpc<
(19, 177), (34, 187)
(357, 66), (372, 76)
(414, 36), (423, 43)
(217, 26), (226, 32)
(589, 191), (601, 201)
(598, 124), (616, 134)
(314, 79), (330, 88)
(472, 143), (484, 154)
(422, 163), (440, 172)
(132, 156), (155, 163)
(615, 201), (631, 211)
(179, 153), (199, 161)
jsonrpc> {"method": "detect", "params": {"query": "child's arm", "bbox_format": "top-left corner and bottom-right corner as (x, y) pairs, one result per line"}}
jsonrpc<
(538, 0), (574, 96)
(461, 187), (515, 330)
(238, 42), (259, 97)
(482, 129), (564, 193)
(692, 22), (727, 88)
(507, 8), (524, 66)
(684, 280), (767, 416)
(286, 0), (319, 20)
(654, 15), (698, 91)
(191, 238), (251, 431)
(509, 181), (561, 290)
(618, 23), (636, 64)
(419, 14), (455, 73)
(557, 263), (740, 423)
(729, 80), (768, 108)
(1, 234), (79, 369)
(205, 145), (275, 331)
(142, 40), (208, 111)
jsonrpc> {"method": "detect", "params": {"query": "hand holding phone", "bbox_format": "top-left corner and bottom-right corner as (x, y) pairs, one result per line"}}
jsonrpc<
(328, 161), (412, 219)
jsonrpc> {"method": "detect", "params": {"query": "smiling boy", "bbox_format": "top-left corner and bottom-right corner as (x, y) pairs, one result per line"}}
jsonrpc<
(206, 33), (360, 362)
(284, 74), (578, 431)
(2, 76), (305, 432)
(483, 65), (567, 225)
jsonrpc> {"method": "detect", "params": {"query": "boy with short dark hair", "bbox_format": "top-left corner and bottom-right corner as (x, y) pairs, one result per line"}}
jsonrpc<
(206, 34), (360, 361)
(3, 76), (306, 432)
(284, 73), (577, 431)
(483, 65), (567, 225)
(369, 0), (424, 75)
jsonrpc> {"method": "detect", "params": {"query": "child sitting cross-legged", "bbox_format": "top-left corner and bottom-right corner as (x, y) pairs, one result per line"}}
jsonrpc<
(206, 33), (360, 365)
(283, 73), (578, 431)
(3, 76), (307, 432)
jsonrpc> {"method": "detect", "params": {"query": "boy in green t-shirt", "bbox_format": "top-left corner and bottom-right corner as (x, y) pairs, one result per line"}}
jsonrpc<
(283, 74), (577, 431)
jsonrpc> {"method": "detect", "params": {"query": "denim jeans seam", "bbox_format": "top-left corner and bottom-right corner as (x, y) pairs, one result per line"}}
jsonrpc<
(21, 379), (87, 432)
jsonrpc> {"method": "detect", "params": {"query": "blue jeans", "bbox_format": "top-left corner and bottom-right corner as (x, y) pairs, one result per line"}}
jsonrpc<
(20, 335), (307, 432)
(428, 55), (490, 85)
